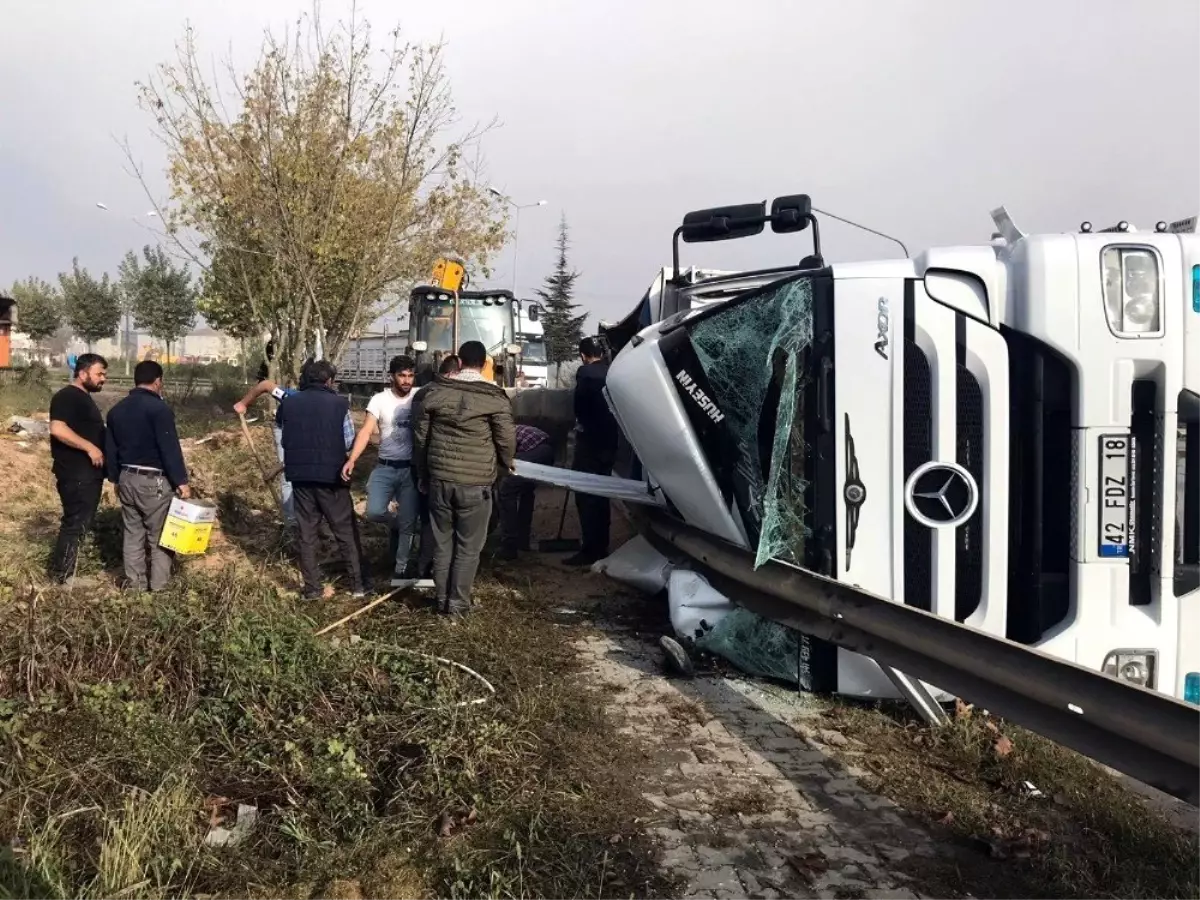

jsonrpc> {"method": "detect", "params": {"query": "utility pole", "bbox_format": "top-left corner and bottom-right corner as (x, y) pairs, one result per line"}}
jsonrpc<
(487, 188), (548, 296)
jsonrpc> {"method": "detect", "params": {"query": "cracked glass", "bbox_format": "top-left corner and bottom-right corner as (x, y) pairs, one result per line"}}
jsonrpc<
(687, 276), (815, 568)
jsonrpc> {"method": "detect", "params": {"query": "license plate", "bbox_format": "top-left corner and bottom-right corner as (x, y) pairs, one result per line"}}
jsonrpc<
(1098, 434), (1133, 559)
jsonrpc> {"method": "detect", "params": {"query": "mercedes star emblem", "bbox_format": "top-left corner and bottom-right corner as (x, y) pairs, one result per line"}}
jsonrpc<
(903, 461), (979, 529)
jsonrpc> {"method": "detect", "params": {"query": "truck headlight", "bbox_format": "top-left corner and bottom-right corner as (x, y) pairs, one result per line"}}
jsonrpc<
(1101, 648), (1157, 689)
(1101, 247), (1162, 336)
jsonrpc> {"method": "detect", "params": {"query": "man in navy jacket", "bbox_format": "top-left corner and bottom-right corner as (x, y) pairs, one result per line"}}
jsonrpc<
(279, 360), (366, 600)
(105, 360), (190, 591)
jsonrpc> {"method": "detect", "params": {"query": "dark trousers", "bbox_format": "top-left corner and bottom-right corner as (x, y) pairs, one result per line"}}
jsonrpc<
(49, 474), (103, 582)
(292, 483), (365, 597)
(499, 441), (556, 552)
(429, 479), (493, 615)
(573, 439), (616, 559)
(416, 493), (435, 576)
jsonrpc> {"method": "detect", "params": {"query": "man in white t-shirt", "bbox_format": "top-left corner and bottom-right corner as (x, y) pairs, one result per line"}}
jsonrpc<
(343, 355), (419, 579)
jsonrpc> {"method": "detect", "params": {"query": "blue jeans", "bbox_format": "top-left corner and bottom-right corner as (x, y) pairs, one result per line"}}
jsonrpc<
(273, 424), (295, 527)
(366, 462), (419, 571)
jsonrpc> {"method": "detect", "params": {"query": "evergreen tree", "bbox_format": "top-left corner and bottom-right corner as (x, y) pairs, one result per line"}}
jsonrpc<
(59, 259), (121, 351)
(9, 276), (62, 345)
(535, 214), (588, 368)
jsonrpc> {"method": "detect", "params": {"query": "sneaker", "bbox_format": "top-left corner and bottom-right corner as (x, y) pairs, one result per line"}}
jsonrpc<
(562, 552), (601, 567)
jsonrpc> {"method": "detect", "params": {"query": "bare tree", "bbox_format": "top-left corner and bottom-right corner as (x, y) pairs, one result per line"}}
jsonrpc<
(129, 4), (508, 380)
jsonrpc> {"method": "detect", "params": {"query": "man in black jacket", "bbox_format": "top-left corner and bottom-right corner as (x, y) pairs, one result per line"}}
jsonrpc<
(564, 337), (618, 566)
(105, 360), (190, 592)
(282, 360), (366, 600)
(408, 353), (460, 579)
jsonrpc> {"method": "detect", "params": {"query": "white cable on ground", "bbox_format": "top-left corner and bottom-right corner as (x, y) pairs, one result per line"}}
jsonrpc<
(360, 640), (496, 710)
(315, 600), (496, 710)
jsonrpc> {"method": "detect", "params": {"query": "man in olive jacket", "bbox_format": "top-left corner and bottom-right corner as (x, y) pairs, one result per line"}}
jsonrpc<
(413, 341), (516, 616)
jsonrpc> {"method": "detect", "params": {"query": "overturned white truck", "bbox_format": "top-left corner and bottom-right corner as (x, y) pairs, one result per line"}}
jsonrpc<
(586, 196), (1198, 703)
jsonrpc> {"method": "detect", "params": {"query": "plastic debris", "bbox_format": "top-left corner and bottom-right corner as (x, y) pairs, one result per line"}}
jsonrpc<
(203, 803), (258, 847)
(590, 535), (675, 594)
(7, 416), (49, 437)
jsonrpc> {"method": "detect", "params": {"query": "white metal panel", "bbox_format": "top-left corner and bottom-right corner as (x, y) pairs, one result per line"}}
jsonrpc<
(832, 275), (912, 699)
(832, 277), (901, 597)
(605, 323), (749, 548)
(960, 314), (1010, 636)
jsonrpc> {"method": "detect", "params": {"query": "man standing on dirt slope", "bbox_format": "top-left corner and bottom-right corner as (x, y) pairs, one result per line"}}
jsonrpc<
(409, 353), (460, 579)
(46, 352), (108, 584)
(343, 354), (420, 582)
(104, 360), (190, 592)
(278, 360), (367, 601)
(413, 341), (515, 617)
(564, 336), (618, 567)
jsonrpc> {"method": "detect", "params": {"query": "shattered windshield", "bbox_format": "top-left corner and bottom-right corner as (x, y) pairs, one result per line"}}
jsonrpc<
(686, 275), (818, 569)
(423, 300), (513, 354)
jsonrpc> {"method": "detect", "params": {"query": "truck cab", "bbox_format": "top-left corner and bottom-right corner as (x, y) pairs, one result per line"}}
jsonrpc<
(602, 197), (1199, 702)
(514, 303), (548, 387)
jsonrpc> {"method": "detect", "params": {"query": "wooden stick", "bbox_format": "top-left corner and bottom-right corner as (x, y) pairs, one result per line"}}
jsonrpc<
(314, 588), (402, 636)
(237, 412), (285, 513)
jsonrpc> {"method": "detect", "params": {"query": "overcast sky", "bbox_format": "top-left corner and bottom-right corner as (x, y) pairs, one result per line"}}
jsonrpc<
(1, 0), (1197, 327)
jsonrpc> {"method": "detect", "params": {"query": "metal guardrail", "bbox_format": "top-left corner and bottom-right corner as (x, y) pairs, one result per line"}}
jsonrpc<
(640, 509), (1200, 806)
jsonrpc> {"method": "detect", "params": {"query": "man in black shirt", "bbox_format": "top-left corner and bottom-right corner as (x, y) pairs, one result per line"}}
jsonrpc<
(564, 337), (619, 567)
(105, 360), (190, 592)
(47, 352), (108, 583)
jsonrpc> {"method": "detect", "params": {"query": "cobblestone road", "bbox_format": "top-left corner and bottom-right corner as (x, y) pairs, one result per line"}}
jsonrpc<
(579, 631), (941, 900)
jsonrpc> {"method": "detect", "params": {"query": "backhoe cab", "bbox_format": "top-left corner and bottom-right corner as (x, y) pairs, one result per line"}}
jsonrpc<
(409, 257), (524, 386)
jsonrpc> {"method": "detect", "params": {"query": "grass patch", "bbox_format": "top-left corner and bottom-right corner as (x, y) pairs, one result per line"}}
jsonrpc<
(0, 563), (670, 898)
(0, 408), (671, 899)
(825, 702), (1199, 900)
(0, 382), (54, 421)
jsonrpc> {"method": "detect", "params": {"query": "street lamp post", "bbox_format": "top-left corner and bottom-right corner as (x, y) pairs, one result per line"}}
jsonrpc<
(96, 203), (159, 371)
(487, 188), (547, 295)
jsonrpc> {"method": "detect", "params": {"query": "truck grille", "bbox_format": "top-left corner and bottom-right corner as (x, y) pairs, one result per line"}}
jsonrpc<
(903, 339), (933, 613)
(901, 310), (986, 623)
(956, 366), (985, 621)
(1003, 328), (1073, 645)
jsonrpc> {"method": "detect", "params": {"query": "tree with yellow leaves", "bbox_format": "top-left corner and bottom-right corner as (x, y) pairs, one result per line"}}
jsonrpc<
(132, 5), (508, 380)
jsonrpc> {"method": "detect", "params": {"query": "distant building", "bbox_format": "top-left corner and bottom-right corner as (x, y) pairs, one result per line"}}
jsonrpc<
(0, 294), (13, 367)
(66, 326), (241, 363)
(179, 327), (240, 362)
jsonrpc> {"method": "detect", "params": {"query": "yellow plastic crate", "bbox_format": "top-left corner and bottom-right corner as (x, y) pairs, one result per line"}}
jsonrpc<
(159, 498), (217, 556)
